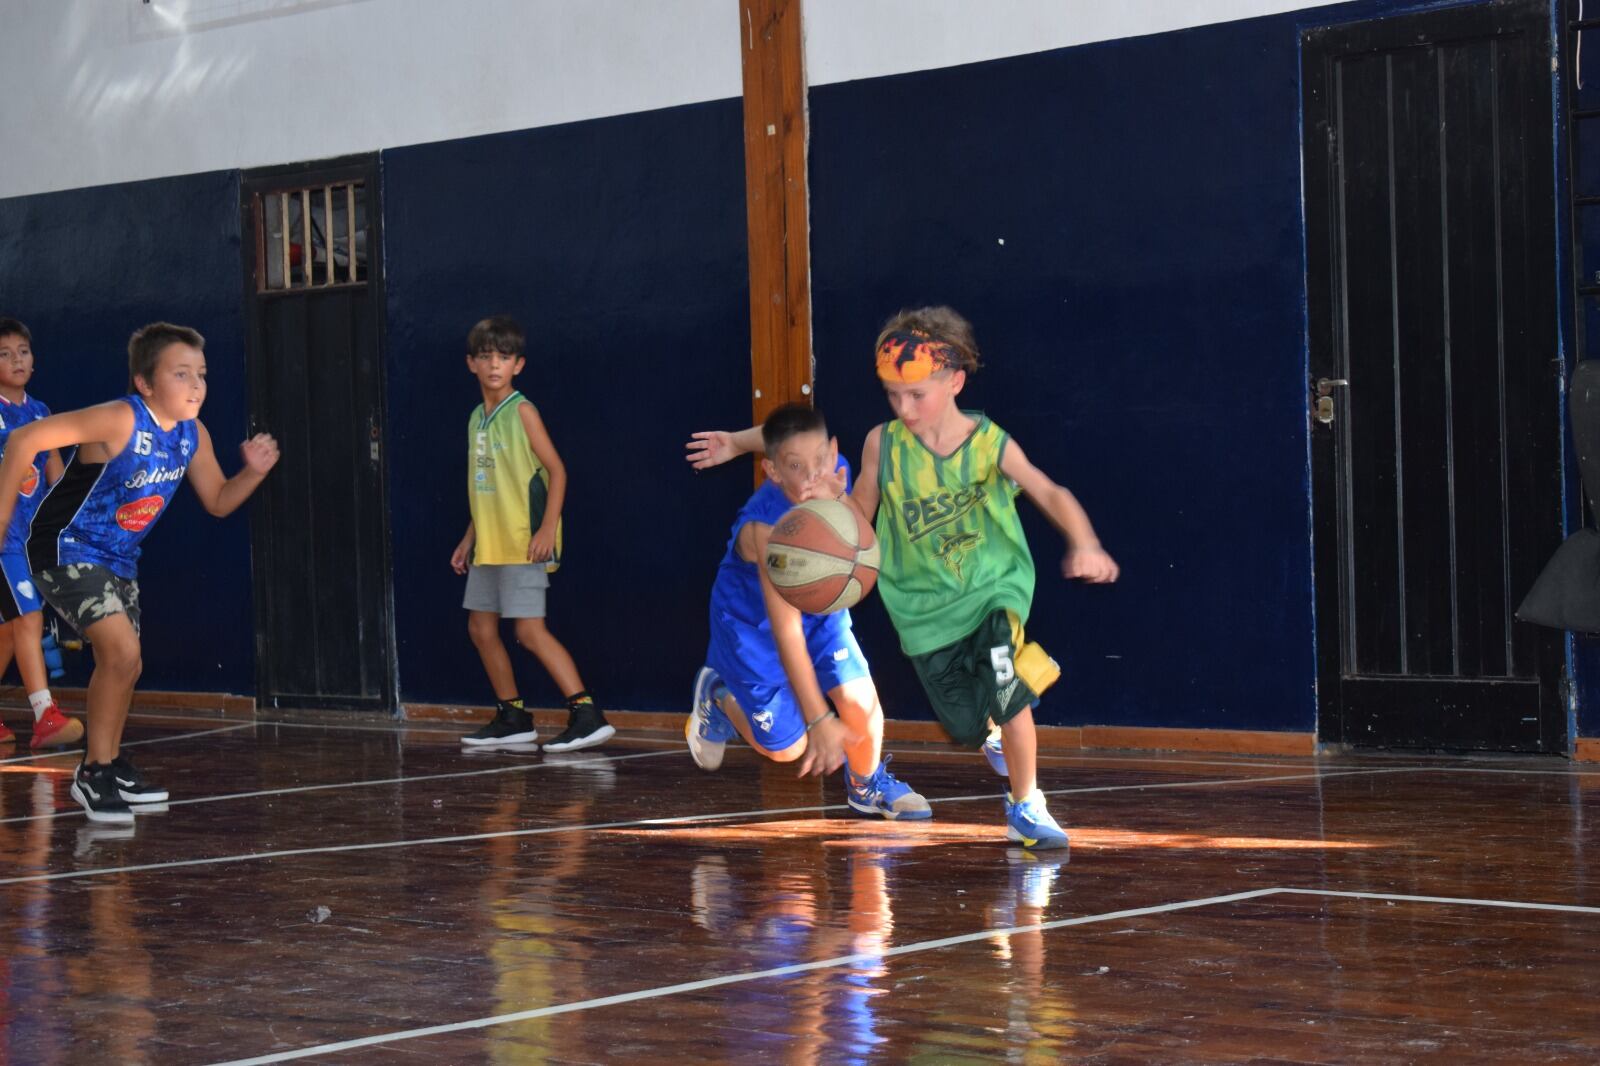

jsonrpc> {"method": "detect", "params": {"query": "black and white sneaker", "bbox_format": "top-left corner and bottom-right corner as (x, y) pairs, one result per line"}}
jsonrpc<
(541, 701), (615, 753)
(461, 705), (538, 748)
(71, 762), (134, 824)
(112, 754), (169, 804)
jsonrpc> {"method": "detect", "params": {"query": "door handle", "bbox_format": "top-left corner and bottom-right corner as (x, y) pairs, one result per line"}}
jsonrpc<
(1313, 378), (1348, 426)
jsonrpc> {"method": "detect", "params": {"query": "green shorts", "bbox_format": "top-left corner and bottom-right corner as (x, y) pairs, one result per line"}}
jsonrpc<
(907, 609), (1061, 748)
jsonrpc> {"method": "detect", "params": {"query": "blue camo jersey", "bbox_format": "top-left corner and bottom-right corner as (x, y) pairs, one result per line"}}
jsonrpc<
(706, 457), (854, 680)
(26, 396), (198, 579)
(0, 393), (53, 556)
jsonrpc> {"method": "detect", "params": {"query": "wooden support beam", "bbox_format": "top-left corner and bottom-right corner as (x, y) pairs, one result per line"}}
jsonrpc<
(740, 0), (812, 435)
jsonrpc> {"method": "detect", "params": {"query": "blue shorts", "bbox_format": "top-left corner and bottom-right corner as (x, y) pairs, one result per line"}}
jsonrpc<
(707, 619), (870, 754)
(0, 553), (42, 623)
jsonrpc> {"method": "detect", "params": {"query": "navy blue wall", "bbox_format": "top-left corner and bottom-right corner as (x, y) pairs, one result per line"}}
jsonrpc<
(805, 0), (1552, 735)
(382, 99), (751, 709)
(0, 170), (254, 693)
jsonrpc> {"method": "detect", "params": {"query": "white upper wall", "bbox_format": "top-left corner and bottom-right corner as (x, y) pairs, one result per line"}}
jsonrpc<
(805, 0), (1344, 87)
(0, 0), (1343, 199)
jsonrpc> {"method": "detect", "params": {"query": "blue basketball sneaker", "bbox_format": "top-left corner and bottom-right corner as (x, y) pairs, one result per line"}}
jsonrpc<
(1005, 790), (1069, 850)
(845, 754), (932, 820)
(982, 732), (1007, 777)
(687, 666), (738, 771)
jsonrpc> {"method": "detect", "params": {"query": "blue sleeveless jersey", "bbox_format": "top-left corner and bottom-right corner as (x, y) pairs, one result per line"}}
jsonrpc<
(706, 457), (854, 676)
(0, 393), (53, 556)
(26, 396), (198, 579)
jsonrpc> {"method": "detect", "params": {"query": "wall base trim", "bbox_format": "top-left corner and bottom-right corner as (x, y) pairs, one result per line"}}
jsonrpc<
(50, 688), (255, 718)
(402, 703), (1316, 756)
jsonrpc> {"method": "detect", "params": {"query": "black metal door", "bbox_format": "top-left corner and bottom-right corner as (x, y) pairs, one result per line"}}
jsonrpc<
(1304, 1), (1566, 751)
(240, 155), (396, 711)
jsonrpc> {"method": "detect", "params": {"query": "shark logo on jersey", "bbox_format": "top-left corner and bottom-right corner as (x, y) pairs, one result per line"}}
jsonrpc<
(934, 529), (983, 580)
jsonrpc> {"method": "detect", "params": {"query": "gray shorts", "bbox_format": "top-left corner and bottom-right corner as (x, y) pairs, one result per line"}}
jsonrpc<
(36, 563), (142, 637)
(463, 563), (549, 618)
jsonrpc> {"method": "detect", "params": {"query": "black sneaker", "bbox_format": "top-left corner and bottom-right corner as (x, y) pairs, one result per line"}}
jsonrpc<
(461, 705), (538, 748)
(71, 762), (134, 824)
(541, 703), (616, 753)
(112, 754), (169, 804)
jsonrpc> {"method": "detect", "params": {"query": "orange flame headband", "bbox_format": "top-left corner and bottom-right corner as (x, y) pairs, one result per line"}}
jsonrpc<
(875, 331), (958, 384)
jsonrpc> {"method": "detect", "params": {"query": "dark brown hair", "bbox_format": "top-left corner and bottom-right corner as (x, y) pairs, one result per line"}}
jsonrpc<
(761, 402), (828, 458)
(467, 315), (526, 357)
(129, 322), (204, 390)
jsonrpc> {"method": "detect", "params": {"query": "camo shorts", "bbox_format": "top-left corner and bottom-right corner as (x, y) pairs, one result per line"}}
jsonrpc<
(35, 564), (142, 638)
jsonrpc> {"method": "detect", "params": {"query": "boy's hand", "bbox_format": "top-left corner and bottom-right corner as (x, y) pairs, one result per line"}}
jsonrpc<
(685, 431), (738, 470)
(799, 436), (846, 502)
(241, 433), (280, 476)
(1063, 546), (1120, 583)
(800, 467), (849, 503)
(528, 527), (557, 563)
(451, 539), (472, 575)
(795, 714), (850, 777)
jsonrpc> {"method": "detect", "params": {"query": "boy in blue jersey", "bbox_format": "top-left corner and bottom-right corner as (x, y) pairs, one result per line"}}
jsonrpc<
(0, 322), (279, 823)
(687, 403), (929, 819)
(0, 318), (81, 751)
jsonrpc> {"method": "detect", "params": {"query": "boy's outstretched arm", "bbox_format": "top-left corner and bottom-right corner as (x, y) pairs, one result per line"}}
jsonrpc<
(999, 438), (1120, 583)
(685, 426), (762, 470)
(185, 422), (280, 517)
(0, 403), (135, 536)
(519, 403), (564, 564)
(746, 521), (851, 777)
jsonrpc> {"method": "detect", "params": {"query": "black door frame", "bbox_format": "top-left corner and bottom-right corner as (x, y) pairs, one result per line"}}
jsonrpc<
(1303, 0), (1568, 751)
(239, 152), (399, 711)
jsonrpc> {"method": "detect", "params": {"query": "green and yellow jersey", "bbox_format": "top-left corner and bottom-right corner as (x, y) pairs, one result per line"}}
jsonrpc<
(875, 413), (1033, 655)
(468, 391), (561, 570)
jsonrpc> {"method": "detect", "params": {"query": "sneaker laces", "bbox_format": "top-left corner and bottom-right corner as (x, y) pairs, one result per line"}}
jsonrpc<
(851, 753), (900, 795)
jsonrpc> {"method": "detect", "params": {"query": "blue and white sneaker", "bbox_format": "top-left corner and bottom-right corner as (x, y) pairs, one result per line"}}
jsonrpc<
(845, 754), (932, 820)
(982, 732), (1007, 778)
(1005, 790), (1069, 851)
(687, 666), (738, 771)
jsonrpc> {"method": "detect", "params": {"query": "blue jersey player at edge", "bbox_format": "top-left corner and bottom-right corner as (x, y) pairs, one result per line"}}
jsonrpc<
(0, 322), (280, 824)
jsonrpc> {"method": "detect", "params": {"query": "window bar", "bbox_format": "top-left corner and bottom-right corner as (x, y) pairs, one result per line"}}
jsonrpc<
(346, 184), (357, 283)
(279, 192), (291, 291)
(300, 188), (312, 289)
(323, 185), (334, 285)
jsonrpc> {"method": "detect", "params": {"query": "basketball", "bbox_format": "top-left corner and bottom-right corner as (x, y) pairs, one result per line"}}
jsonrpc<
(763, 498), (879, 615)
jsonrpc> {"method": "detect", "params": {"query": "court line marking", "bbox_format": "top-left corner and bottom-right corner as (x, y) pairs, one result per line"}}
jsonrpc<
(3, 761), (1591, 884)
(206, 885), (1600, 1066)
(1275, 887), (1600, 915)
(0, 767), (1415, 887)
(13, 707), (1596, 777)
(0, 748), (684, 826)
(0, 723), (255, 766)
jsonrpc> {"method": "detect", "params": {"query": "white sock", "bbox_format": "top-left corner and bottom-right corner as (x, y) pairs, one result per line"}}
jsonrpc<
(28, 689), (53, 720)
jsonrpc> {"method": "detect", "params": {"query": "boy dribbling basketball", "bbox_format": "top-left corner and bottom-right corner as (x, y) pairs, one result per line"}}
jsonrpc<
(687, 403), (930, 819)
(689, 307), (1118, 850)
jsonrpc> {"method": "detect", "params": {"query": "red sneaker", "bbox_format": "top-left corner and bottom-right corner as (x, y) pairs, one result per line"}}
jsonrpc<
(29, 704), (84, 750)
(0, 721), (15, 745)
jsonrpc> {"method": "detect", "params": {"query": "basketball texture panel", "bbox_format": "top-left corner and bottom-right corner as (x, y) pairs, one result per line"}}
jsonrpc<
(764, 499), (880, 615)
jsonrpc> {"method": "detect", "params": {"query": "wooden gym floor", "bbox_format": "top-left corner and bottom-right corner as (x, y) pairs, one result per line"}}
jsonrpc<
(0, 709), (1596, 1063)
